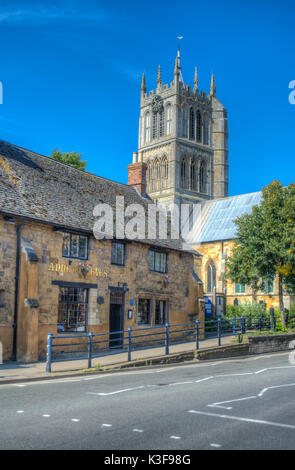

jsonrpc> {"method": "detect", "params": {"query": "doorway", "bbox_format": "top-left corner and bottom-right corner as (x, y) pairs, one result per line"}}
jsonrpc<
(109, 290), (124, 348)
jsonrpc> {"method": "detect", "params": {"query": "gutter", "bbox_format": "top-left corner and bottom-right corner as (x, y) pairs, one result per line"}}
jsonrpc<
(12, 218), (24, 361)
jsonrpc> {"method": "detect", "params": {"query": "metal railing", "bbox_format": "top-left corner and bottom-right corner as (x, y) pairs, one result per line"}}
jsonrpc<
(45, 314), (278, 372)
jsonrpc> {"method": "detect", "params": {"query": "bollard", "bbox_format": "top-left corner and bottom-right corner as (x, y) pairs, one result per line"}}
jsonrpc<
(46, 333), (53, 373)
(259, 316), (262, 332)
(273, 315), (276, 331)
(88, 331), (93, 369)
(241, 316), (246, 334)
(217, 317), (221, 347)
(195, 319), (199, 350)
(165, 323), (170, 355)
(128, 326), (132, 362)
(232, 316), (236, 335)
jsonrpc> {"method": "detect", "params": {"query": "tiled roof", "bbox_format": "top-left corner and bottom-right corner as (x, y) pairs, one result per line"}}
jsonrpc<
(0, 139), (191, 253)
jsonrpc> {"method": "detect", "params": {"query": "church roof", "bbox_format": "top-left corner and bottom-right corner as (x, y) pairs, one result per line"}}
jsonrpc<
(190, 191), (263, 244)
(0, 139), (194, 254)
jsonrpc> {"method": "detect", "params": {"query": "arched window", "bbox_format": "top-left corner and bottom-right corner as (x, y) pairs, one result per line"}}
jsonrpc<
(203, 115), (209, 145)
(152, 113), (158, 140)
(154, 158), (160, 191)
(182, 107), (188, 137)
(190, 160), (196, 190)
(189, 108), (195, 140)
(166, 104), (172, 135)
(197, 110), (202, 142)
(207, 261), (216, 293)
(199, 161), (206, 193)
(146, 160), (152, 191)
(145, 113), (151, 143)
(161, 156), (168, 180)
(181, 157), (187, 188)
(159, 108), (165, 137)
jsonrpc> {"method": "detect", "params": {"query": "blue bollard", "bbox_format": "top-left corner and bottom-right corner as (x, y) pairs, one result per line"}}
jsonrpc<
(165, 323), (170, 355)
(196, 319), (199, 350)
(46, 333), (53, 373)
(218, 317), (221, 346)
(88, 331), (93, 369)
(128, 326), (132, 362)
(232, 316), (236, 335)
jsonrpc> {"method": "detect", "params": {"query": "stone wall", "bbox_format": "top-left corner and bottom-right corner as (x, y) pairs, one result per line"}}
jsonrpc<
(248, 333), (295, 355)
(0, 215), (203, 361)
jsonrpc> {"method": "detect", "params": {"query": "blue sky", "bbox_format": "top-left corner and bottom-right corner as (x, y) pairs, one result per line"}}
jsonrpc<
(0, 0), (294, 196)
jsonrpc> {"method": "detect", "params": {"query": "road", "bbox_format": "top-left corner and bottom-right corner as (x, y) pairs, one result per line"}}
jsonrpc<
(0, 351), (295, 450)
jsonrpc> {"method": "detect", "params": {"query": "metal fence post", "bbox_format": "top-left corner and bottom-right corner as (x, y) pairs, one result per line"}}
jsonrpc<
(273, 315), (276, 331)
(241, 316), (246, 334)
(128, 326), (132, 362)
(217, 317), (221, 346)
(88, 331), (93, 369)
(165, 323), (170, 355)
(259, 316), (262, 332)
(196, 319), (199, 350)
(232, 316), (236, 335)
(46, 333), (53, 373)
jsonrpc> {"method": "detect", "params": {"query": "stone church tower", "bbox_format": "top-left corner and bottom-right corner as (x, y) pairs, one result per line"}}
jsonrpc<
(128, 50), (229, 207)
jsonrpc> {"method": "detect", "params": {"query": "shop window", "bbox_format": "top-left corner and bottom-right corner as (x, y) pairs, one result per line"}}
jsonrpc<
(57, 287), (88, 333)
(207, 261), (216, 293)
(111, 242), (125, 266)
(235, 283), (246, 294)
(149, 250), (167, 273)
(62, 233), (88, 259)
(155, 300), (167, 325)
(137, 298), (151, 325)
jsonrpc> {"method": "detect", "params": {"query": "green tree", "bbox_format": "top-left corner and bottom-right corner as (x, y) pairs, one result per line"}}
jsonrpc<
(226, 181), (295, 327)
(50, 148), (87, 171)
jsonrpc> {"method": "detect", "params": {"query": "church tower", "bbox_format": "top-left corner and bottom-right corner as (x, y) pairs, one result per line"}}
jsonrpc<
(128, 50), (228, 207)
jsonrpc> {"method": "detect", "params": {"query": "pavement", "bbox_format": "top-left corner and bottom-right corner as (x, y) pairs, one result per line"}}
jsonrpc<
(0, 335), (235, 384)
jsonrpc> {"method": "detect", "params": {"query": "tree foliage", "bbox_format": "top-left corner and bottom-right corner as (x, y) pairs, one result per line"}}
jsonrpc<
(226, 181), (295, 326)
(50, 148), (87, 171)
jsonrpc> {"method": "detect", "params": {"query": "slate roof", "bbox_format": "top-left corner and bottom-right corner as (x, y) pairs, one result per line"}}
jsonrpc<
(193, 191), (262, 243)
(0, 139), (192, 253)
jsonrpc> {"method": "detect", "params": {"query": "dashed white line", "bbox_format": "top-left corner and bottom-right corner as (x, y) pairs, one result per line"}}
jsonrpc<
(133, 429), (144, 433)
(170, 436), (181, 440)
(16, 410), (24, 414)
(195, 376), (214, 383)
(208, 395), (257, 410)
(87, 386), (145, 396)
(102, 423), (112, 427)
(42, 414), (50, 418)
(210, 443), (222, 448)
(71, 419), (80, 422)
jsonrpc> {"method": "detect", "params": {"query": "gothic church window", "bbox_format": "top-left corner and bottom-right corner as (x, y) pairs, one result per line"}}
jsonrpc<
(207, 261), (216, 293)
(189, 108), (195, 140)
(199, 161), (206, 193)
(166, 104), (172, 135)
(181, 157), (187, 188)
(145, 112), (151, 143)
(159, 108), (165, 137)
(197, 110), (202, 142)
(190, 160), (196, 190)
(147, 160), (152, 191)
(152, 113), (158, 140)
(203, 115), (209, 145)
(154, 158), (160, 191)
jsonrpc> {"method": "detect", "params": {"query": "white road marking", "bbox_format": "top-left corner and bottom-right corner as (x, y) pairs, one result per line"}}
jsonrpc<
(169, 381), (194, 386)
(16, 410), (24, 413)
(208, 396), (257, 410)
(215, 373), (253, 377)
(195, 376), (214, 383)
(71, 419), (80, 422)
(14, 384), (26, 387)
(188, 410), (295, 430)
(42, 414), (50, 418)
(87, 386), (145, 396)
(258, 383), (295, 397)
(210, 443), (222, 448)
(170, 436), (181, 439)
(102, 424), (112, 427)
(133, 429), (144, 433)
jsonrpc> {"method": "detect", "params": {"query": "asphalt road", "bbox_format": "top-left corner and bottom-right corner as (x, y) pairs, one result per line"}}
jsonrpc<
(1, 351), (295, 451)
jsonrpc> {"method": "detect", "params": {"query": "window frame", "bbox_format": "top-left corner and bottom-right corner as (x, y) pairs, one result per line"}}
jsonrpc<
(111, 241), (125, 266)
(62, 232), (88, 260)
(57, 286), (89, 333)
(137, 298), (152, 325)
(149, 249), (167, 274)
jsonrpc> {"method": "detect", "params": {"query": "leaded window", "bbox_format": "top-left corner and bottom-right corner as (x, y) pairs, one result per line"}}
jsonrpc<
(149, 250), (167, 273)
(111, 242), (125, 266)
(199, 162), (206, 193)
(137, 298), (151, 325)
(190, 160), (196, 190)
(145, 112), (151, 143)
(235, 283), (246, 294)
(262, 279), (274, 294)
(189, 108), (195, 140)
(207, 262), (216, 293)
(197, 110), (202, 142)
(57, 287), (88, 333)
(181, 158), (187, 188)
(159, 108), (165, 137)
(155, 300), (167, 325)
(62, 233), (88, 259)
(152, 113), (158, 140)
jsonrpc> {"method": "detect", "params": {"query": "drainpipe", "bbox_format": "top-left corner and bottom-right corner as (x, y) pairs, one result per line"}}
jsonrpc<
(12, 218), (24, 361)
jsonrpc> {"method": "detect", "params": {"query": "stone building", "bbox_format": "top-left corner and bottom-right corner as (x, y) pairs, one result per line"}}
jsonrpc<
(0, 140), (203, 362)
(192, 192), (295, 316)
(129, 49), (228, 210)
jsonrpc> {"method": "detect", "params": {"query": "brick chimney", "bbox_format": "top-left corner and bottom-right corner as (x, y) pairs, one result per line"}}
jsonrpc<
(127, 152), (147, 195)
